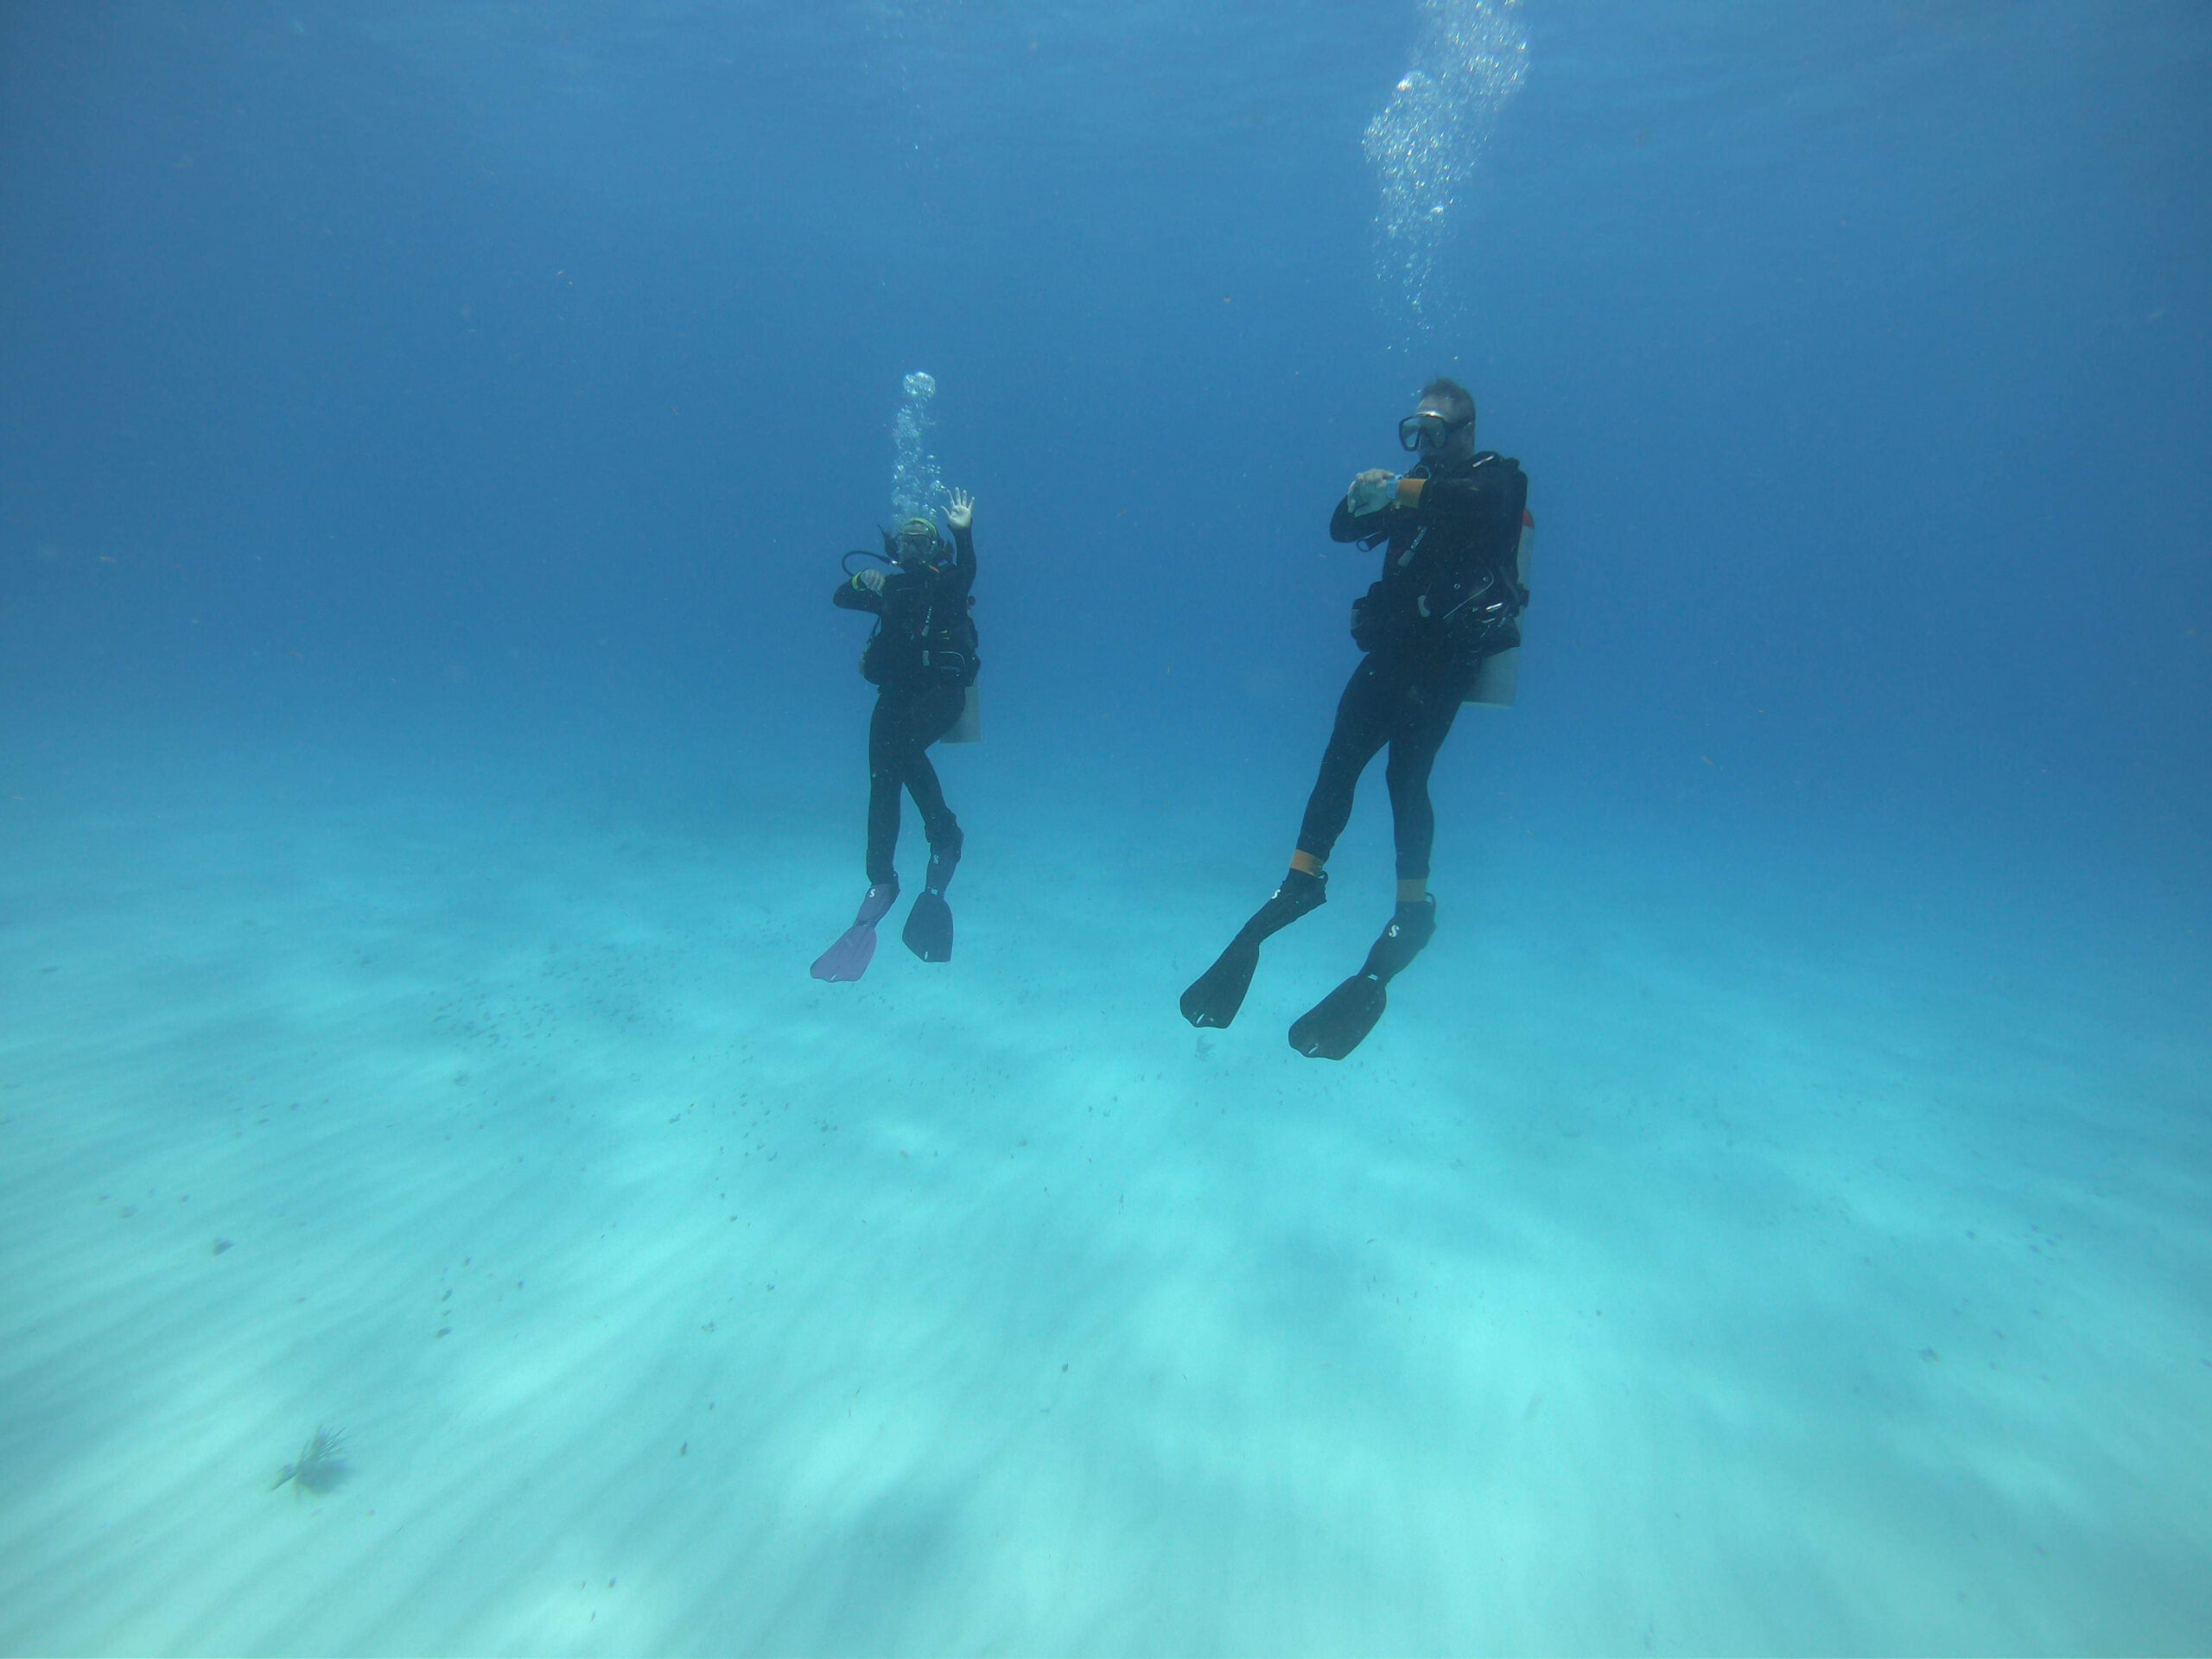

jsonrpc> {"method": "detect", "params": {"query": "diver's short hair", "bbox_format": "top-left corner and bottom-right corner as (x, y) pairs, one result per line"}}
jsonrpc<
(1418, 376), (1476, 426)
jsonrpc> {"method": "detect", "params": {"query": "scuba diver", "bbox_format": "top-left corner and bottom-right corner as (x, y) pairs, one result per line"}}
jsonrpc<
(811, 489), (981, 982)
(1180, 378), (1529, 1058)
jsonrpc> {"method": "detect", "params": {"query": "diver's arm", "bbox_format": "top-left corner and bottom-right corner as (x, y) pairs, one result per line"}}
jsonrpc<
(833, 570), (886, 613)
(944, 489), (977, 596)
(1391, 462), (1517, 524)
(1333, 469), (1398, 540)
(1332, 500), (1389, 541)
(1334, 503), (1398, 543)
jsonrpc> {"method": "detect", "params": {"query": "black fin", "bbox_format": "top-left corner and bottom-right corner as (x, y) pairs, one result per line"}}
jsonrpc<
(902, 889), (954, 962)
(1289, 973), (1389, 1059)
(1180, 937), (1261, 1028)
(811, 923), (880, 982)
(1289, 897), (1436, 1060)
(1179, 868), (1327, 1030)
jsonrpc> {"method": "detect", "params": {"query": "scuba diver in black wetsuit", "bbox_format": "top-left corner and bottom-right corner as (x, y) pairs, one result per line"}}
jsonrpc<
(810, 489), (982, 982)
(1181, 378), (1530, 1058)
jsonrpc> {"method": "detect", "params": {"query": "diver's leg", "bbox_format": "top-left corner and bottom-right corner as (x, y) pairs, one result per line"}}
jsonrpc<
(899, 683), (966, 963)
(1184, 658), (1402, 1029)
(817, 695), (907, 982)
(1381, 660), (1470, 890)
(865, 691), (910, 887)
(901, 683), (964, 856)
(1293, 654), (1402, 868)
(1288, 658), (1467, 1052)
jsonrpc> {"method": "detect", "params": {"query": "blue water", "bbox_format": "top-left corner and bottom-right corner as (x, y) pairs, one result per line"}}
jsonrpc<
(3, 3), (2208, 1652)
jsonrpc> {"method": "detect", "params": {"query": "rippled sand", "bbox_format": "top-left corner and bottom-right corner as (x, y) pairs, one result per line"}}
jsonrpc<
(2, 749), (2206, 1654)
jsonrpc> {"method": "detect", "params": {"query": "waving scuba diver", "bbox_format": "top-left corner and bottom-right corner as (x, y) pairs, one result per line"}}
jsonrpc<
(811, 489), (982, 982)
(1180, 378), (1530, 1058)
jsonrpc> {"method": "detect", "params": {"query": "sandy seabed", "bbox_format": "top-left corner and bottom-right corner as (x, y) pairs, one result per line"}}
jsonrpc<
(1, 746), (2207, 1656)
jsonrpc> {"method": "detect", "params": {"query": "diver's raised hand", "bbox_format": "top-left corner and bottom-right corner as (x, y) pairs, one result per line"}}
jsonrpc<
(946, 489), (974, 530)
(1347, 469), (1398, 514)
(854, 567), (887, 593)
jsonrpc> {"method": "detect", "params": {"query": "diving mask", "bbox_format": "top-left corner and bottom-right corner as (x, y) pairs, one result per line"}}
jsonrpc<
(1398, 411), (1470, 453)
(884, 516), (945, 564)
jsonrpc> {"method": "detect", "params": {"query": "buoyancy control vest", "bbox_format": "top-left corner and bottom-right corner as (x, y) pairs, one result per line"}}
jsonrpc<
(1348, 452), (1529, 664)
(861, 563), (980, 690)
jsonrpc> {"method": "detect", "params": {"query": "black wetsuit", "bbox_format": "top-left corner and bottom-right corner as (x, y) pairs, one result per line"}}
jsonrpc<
(833, 524), (978, 886)
(1296, 451), (1529, 881)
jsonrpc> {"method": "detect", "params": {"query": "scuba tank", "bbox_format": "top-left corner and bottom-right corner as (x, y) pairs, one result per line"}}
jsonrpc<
(942, 683), (982, 744)
(1465, 507), (1534, 708)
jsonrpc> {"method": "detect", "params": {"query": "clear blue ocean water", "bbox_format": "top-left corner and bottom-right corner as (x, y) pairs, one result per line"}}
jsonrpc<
(2, 3), (2208, 1652)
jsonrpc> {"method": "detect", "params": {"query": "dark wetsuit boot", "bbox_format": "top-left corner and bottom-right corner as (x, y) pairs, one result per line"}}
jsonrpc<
(1180, 868), (1328, 1029)
(1290, 895), (1437, 1059)
(903, 832), (962, 963)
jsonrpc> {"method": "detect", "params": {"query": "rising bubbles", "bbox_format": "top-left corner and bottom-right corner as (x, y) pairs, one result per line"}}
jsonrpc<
(1363, 0), (1529, 337)
(891, 371), (949, 526)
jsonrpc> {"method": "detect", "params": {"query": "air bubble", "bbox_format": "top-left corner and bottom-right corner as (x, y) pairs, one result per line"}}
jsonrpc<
(1364, 0), (1529, 336)
(891, 371), (949, 527)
